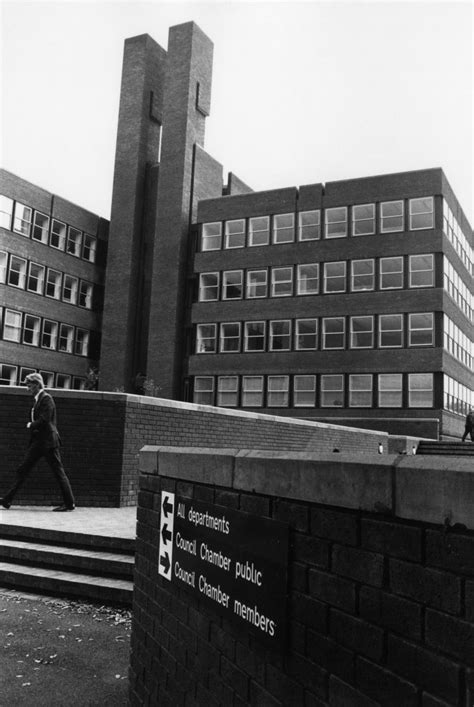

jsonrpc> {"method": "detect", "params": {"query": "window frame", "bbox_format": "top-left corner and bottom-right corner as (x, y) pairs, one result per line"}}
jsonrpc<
(350, 315), (374, 349)
(244, 321), (266, 352)
(196, 323), (217, 353)
(380, 200), (404, 233)
(219, 322), (241, 353)
(3, 309), (22, 342)
(325, 207), (347, 239)
(58, 323), (74, 353)
(41, 319), (59, 350)
(298, 210), (321, 241)
(32, 211), (50, 244)
(222, 270), (243, 300)
(13, 202), (32, 237)
(409, 253), (434, 288)
(198, 272), (220, 302)
(378, 373), (403, 408)
(242, 376), (264, 407)
(352, 203), (375, 236)
(27, 262), (45, 295)
(272, 213), (295, 244)
(217, 376), (239, 407)
(408, 373), (433, 408)
(22, 314), (41, 347)
(349, 374), (373, 408)
(267, 375), (289, 407)
(293, 374), (316, 407)
(193, 376), (215, 405)
(50, 219), (67, 250)
(224, 219), (246, 249)
(380, 256), (404, 290)
(351, 259), (375, 292)
(45, 268), (63, 299)
(409, 196), (434, 231)
(324, 261), (347, 294)
(408, 312), (434, 347)
(295, 318), (318, 350)
(322, 317), (346, 350)
(201, 222), (222, 251)
(246, 269), (268, 299)
(8, 255), (27, 289)
(271, 266), (293, 297)
(379, 313), (404, 348)
(320, 374), (345, 408)
(269, 320), (291, 351)
(248, 216), (270, 247)
(297, 263), (319, 295)
(66, 226), (82, 257)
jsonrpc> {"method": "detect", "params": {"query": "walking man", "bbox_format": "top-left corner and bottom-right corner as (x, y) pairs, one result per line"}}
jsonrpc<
(1, 373), (75, 511)
(461, 408), (474, 442)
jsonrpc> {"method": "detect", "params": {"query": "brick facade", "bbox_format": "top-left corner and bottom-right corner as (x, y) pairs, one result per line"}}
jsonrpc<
(130, 447), (474, 706)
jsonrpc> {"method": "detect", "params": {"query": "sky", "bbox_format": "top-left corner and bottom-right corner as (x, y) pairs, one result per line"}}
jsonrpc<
(1, 0), (473, 225)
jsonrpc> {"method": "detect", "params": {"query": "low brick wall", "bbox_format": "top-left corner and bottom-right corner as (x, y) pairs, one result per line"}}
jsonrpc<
(0, 387), (413, 507)
(130, 447), (474, 706)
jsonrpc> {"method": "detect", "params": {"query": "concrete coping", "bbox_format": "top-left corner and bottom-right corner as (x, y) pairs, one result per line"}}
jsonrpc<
(139, 445), (474, 531)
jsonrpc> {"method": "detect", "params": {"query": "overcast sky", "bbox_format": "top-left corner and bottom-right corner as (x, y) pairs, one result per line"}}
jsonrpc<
(2, 1), (473, 225)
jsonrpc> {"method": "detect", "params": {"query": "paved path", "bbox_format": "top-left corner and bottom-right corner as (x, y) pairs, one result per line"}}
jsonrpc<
(0, 506), (137, 539)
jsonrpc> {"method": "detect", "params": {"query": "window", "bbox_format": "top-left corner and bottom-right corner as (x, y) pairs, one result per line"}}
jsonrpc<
(379, 314), (403, 348)
(225, 219), (245, 249)
(249, 216), (269, 246)
(27, 263), (45, 294)
(0, 251), (6, 283)
(378, 373), (403, 408)
(298, 210), (320, 241)
(32, 212), (50, 244)
(8, 256), (27, 288)
(67, 227), (82, 256)
(408, 373), (433, 407)
(350, 316), (374, 348)
(79, 281), (93, 308)
(193, 376), (214, 405)
(271, 267), (293, 297)
(63, 275), (79, 304)
(410, 197), (434, 230)
(325, 207), (347, 238)
(3, 310), (22, 342)
(267, 376), (289, 407)
(295, 319), (317, 350)
(242, 376), (264, 407)
(351, 259), (374, 291)
(352, 204), (375, 236)
(409, 313), (434, 346)
(273, 213), (294, 244)
(324, 261), (346, 293)
(56, 374), (71, 389)
(297, 263), (319, 295)
(23, 315), (41, 346)
(217, 376), (239, 407)
(246, 270), (267, 298)
(381, 200), (404, 232)
(380, 256), (403, 289)
(322, 317), (345, 349)
(196, 324), (217, 353)
(269, 320), (291, 351)
(222, 270), (243, 300)
(20, 367), (36, 382)
(199, 272), (219, 302)
(294, 375), (316, 407)
(409, 254), (434, 288)
(59, 324), (74, 353)
(50, 219), (66, 250)
(219, 322), (241, 352)
(202, 222), (222, 251)
(321, 374), (344, 407)
(41, 320), (58, 350)
(0, 196), (13, 229)
(0, 364), (17, 386)
(349, 374), (373, 407)
(46, 269), (62, 299)
(39, 371), (55, 388)
(13, 203), (32, 236)
(244, 321), (266, 352)
(82, 234), (97, 262)
(73, 377), (86, 391)
(75, 328), (90, 356)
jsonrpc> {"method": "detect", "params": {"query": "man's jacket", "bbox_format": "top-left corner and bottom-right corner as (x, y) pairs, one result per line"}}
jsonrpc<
(29, 391), (61, 449)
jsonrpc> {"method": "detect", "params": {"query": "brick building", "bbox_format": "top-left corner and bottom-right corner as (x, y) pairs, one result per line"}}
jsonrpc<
(1, 21), (472, 438)
(0, 169), (108, 389)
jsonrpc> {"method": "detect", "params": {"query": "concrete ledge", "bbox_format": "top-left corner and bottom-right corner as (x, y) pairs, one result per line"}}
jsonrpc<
(142, 446), (474, 530)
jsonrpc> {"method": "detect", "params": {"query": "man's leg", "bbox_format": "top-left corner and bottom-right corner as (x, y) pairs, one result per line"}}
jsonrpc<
(2, 444), (43, 506)
(45, 447), (75, 508)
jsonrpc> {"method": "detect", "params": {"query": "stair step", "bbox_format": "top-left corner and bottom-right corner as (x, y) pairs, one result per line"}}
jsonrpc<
(416, 442), (474, 456)
(0, 539), (134, 579)
(0, 562), (133, 606)
(0, 524), (135, 554)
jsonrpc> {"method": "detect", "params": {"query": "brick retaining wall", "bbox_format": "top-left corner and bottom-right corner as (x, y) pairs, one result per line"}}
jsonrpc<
(0, 387), (409, 507)
(130, 447), (474, 706)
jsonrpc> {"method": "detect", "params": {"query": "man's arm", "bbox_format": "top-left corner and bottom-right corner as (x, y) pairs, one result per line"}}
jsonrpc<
(29, 395), (55, 432)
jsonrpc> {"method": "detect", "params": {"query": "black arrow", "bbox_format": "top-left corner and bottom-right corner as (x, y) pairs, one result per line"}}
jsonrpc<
(160, 552), (170, 574)
(162, 495), (173, 518)
(161, 523), (172, 545)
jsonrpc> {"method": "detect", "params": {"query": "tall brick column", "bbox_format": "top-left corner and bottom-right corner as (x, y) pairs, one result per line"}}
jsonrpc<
(101, 34), (167, 391)
(146, 22), (214, 399)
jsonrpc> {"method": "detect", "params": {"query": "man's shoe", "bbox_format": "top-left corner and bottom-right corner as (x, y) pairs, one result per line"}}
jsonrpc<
(0, 498), (11, 509)
(52, 504), (75, 512)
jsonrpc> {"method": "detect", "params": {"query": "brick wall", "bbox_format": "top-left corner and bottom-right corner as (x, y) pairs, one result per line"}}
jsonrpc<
(0, 387), (402, 508)
(130, 447), (474, 706)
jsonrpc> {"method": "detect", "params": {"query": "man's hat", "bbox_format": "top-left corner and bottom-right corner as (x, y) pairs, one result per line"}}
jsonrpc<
(24, 372), (44, 386)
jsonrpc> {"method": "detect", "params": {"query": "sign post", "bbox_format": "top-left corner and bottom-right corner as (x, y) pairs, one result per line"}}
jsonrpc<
(158, 494), (289, 649)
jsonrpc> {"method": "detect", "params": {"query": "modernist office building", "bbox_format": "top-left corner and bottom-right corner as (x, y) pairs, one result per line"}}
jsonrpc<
(1, 22), (472, 439)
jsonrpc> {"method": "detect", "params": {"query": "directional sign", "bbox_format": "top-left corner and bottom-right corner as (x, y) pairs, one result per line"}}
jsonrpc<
(158, 494), (289, 649)
(158, 491), (175, 581)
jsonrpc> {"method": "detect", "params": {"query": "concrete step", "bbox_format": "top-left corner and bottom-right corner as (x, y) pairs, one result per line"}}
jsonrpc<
(0, 523), (135, 554)
(417, 441), (474, 456)
(0, 539), (134, 580)
(0, 561), (133, 606)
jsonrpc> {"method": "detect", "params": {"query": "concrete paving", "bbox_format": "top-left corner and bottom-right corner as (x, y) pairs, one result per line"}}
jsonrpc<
(0, 506), (137, 539)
